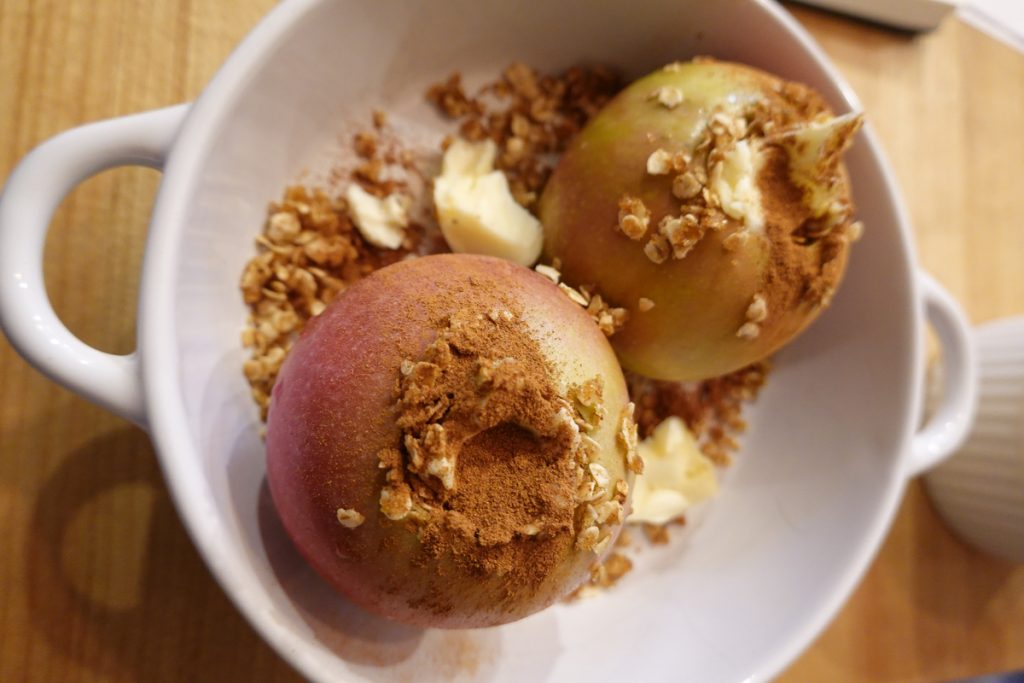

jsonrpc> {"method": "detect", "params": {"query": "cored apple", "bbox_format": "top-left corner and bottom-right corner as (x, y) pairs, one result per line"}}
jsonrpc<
(265, 253), (637, 628)
(540, 59), (862, 381)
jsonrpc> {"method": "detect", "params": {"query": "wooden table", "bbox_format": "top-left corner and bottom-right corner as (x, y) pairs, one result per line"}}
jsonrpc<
(1, 2), (1022, 681)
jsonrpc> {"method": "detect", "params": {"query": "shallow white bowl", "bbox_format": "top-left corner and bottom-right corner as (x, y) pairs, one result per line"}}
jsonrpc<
(0, 0), (977, 681)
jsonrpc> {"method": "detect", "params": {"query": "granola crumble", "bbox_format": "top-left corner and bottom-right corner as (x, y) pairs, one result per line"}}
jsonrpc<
(649, 85), (684, 109)
(617, 194), (651, 240)
(628, 361), (770, 468)
(427, 63), (621, 211)
(646, 148), (673, 175)
(239, 115), (447, 419)
(538, 262), (630, 338)
(336, 508), (366, 529)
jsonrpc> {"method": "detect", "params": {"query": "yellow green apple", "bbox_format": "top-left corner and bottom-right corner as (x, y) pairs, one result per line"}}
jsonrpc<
(540, 59), (861, 381)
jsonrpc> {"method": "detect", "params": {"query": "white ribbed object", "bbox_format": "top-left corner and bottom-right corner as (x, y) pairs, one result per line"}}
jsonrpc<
(925, 317), (1024, 562)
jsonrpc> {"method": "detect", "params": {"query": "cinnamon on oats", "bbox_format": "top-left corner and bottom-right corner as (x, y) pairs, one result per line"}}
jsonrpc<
(376, 297), (629, 606)
(540, 265), (630, 339)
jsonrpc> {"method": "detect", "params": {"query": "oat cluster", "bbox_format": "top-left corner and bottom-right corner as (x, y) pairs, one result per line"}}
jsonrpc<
(428, 63), (622, 210)
(533, 261), (629, 337)
(567, 530), (643, 599)
(240, 119), (431, 419)
(617, 195), (652, 241)
(616, 105), (757, 264)
(628, 360), (770, 467)
(620, 72), (858, 268)
(737, 293), (769, 340)
(569, 381), (634, 556)
(376, 308), (634, 560)
(568, 551), (635, 600)
(335, 508), (365, 529)
(649, 85), (684, 110)
(240, 188), (371, 418)
(617, 402), (643, 474)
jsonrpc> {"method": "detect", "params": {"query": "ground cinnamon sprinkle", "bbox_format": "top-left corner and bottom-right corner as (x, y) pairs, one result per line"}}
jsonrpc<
(375, 303), (624, 612)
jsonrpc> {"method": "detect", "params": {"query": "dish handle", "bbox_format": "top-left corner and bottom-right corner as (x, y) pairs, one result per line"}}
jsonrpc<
(0, 105), (189, 429)
(905, 270), (978, 477)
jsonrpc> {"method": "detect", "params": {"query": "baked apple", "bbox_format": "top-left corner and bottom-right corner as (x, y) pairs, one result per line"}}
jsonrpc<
(265, 253), (639, 628)
(539, 58), (863, 381)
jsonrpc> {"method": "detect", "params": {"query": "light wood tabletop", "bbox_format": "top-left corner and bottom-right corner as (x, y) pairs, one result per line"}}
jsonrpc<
(1, 2), (1022, 681)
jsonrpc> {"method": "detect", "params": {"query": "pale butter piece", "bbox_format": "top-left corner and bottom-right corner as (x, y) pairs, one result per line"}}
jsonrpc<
(433, 139), (543, 267)
(628, 417), (718, 525)
(345, 183), (410, 249)
(772, 111), (863, 217)
(709, 138), (766, 232)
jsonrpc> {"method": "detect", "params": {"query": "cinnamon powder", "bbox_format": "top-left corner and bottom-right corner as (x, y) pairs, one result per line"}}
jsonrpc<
(378, 303), (613, 604)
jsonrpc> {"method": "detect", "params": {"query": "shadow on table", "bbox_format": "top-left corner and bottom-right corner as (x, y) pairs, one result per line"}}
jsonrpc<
(23, 425), (302, 682)
(912, 488), (1018, 620)
(908, 485), (1020, 675)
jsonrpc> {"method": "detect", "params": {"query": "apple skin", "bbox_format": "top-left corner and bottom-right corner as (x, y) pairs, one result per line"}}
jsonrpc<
(539, 60), (852, 381)
(265, 253), (631, 628)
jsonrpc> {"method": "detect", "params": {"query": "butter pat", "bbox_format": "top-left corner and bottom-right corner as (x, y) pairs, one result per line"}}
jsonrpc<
(628, 417), (718, 525)
(433, 139), (543, 267)
(709, 139), (765, 232)
(345, 184), (410, 249)
(772, 112), (863, 218)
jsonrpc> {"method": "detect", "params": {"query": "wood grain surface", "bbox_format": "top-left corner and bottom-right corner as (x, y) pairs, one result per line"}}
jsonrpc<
(1, 2), (1022, 681)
